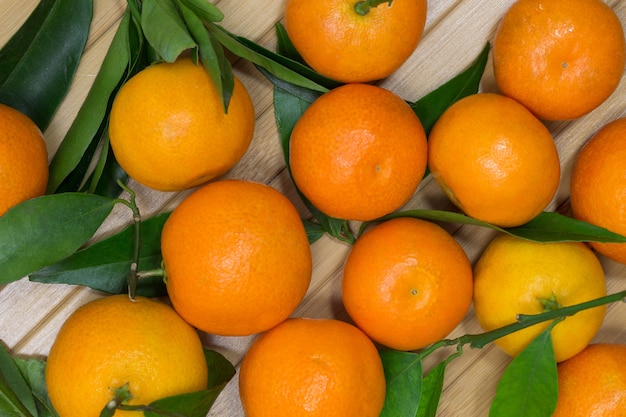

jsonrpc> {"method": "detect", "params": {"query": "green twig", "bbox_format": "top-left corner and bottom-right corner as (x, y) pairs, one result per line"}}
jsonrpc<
(114, 180), (142, 300)
(417, 289), (626, 360)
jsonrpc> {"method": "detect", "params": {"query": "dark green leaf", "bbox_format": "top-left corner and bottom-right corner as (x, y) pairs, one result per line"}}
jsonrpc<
(258, 66), (322, 112)
(207, 24), (332, 93)
(489, 329), (558, 417)
(274, 22), (307, 65)
(203, 349), (236, 389)
(0, 343), (37, 417)
(30, 213), (170, 297)
(0, 0), (92, 131)
(47, 8), (141, 193)
(179, 1), (234, 111)
(272, 85), (355, 243)
(508, 211), (626, 242)
(13, 358), (58, 417)
(0, 193), (117, 284)
(410, 42), (491, 135)
(375, 210), (626, 243)
(141, 0), (196, 62)
(143, 390), (219, 417)
(54, 121), (108, 194)
(86, 138), (129, 198)
(379, 350), (422, 417)
(143, 349), (235, 417)
(416, 361), (447, 417)
(273, 85), (318, 164)
(303, 220), (326, 244)
(177, 0), (224, 22)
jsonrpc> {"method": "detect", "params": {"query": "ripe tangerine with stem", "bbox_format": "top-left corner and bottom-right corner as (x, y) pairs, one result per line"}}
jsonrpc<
(284, 0), (427, 83)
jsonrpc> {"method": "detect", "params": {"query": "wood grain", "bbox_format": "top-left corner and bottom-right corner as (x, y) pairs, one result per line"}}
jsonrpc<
(1, 1), (625, 416)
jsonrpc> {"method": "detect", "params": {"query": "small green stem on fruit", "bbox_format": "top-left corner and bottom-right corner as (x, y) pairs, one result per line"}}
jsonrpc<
(338, 222), (357, 244)
(539, 292), (562, 313)
(137, 267), (166, 280)
(354, 0), (393, 15)
(115, 180), (142, 300)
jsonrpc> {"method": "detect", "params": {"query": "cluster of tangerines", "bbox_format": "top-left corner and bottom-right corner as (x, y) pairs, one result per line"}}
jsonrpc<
(2, 0), (626, 416)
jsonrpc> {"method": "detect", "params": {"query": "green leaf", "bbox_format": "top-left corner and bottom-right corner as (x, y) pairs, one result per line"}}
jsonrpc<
(410, 42), (491, 135)
(303, 219), (326, 244)
(375, 210), (626, 243)
(177, 0), (224, 22)
(489, 329), (558, 417)
(47, 7), (144, 194)
(0, 0), (92, 131)
(416, 361), (447, 417)
(178, 1), (234, 111)
(379, 350), (422, 417)
(143, 349), (235, 417)
(203, 349), (236, 389)
(207, 24), (332, 93)
(274, 22), (307, 65)
(30, 212), (169, 297)
(273, 85), (319, 165)
(141, 0), (197, 62)
(0, 193), (117, 284)
(0, 343), (37, 417)
(143, 390), (219, 417)
(272, 85), (355, 244)
(85, 135), (129, 198)
(13, 358), (58, 417)
(508, 212), (626, 242)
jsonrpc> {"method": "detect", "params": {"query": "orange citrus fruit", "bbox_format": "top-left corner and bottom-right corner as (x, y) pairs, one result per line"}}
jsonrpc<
(492, 0), (626, 121)
(161, 179), (312, 336)
(473, 234), (607, 363)
(289, 83), (428, 221)
(109, 57), (255, 192)
(45, 294), (208, 417)
(284, 0), (427, 83)
(570, 117), (626, 265)
(427, 93), (560, 227)
(0, 103), (48, 216)
(239, 317), (386, 417)
(342, 217), (473, 351)
(553, 343), (626, 417)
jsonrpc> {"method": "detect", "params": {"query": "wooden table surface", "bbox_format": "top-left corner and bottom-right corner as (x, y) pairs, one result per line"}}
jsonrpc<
(1, 0), (626, 416)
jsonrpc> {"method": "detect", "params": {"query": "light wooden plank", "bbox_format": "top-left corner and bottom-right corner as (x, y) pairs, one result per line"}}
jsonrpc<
(0, 1), (625, 416)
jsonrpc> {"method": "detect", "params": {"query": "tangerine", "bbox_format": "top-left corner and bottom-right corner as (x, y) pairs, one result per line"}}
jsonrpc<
(45, 295), (208, 417)
(284, 0), (427, 83)
(570, 117), (626, 265)
(239, 317), (386, 417)
(161, 179), (312, 336)
(342, 217), (473, 351)
(0, 103), (48, 216)
(427, 93), (560, 227)
(493, 0), (626, 120)
(553, 343), (626, 417)
(473, 234), (607, 362)
(109, 57), (255, 192)
(289, 83), (427, 222)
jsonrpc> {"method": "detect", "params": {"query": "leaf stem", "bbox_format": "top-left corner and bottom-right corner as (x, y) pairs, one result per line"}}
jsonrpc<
(417, 289), (626, 359)
(354, 0), (393, 16)
(115, 180), (142, 300)
(137, 267), (166, 280)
